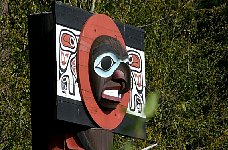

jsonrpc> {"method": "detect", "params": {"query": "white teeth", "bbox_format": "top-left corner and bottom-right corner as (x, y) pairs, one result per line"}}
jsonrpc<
(103, 90), (121, 98)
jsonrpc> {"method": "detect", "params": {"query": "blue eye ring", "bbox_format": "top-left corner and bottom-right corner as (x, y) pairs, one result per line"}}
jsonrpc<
(94, 52), (119, 78)
(93, 52), (129, 78)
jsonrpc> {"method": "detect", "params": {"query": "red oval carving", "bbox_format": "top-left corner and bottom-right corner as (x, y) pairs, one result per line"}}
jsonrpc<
(77, 14), (130, 130)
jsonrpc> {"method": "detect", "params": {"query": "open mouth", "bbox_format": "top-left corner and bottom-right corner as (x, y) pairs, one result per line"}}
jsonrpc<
(102, 90), (122, 102)
(101, 86), (122, 102)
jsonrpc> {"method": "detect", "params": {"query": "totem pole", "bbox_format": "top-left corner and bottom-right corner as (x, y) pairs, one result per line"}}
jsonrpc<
(28, 2), (146, 149)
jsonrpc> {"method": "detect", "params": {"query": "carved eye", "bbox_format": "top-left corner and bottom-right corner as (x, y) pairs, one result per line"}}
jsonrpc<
(96, 56), (116, 71)
(94, 52), (119, 78)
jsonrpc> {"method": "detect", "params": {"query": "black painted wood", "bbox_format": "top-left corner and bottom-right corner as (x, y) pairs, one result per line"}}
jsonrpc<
(57, 96), (97, 128)
(28, 12), (56, 150)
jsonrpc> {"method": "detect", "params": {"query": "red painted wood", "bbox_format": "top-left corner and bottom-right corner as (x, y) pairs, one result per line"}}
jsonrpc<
(48, 133), (85, 150)
(65, 134), (84, 150)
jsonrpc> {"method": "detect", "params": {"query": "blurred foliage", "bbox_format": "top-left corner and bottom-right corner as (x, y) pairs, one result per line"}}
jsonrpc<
(144, 90), (160, 119)
(0, 0), (227, 149)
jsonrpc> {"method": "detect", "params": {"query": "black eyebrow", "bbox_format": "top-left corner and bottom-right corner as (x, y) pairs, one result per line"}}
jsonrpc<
(91, 44), (120, 57)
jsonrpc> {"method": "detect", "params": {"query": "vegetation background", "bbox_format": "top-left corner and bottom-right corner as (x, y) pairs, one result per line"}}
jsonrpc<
(0, 0), (227, 149)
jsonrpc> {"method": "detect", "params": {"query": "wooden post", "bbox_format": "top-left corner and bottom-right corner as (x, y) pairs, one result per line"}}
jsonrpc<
(28, 2), (146, 149)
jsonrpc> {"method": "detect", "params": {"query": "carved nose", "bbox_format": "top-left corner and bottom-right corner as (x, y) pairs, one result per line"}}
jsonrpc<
(112, 70), (125, 80)
(112, 70), (129, 94)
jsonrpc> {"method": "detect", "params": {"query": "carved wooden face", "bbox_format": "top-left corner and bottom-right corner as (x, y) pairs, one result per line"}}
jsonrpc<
(89, 36), (130, 110)
(77, 14), (131, 129)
